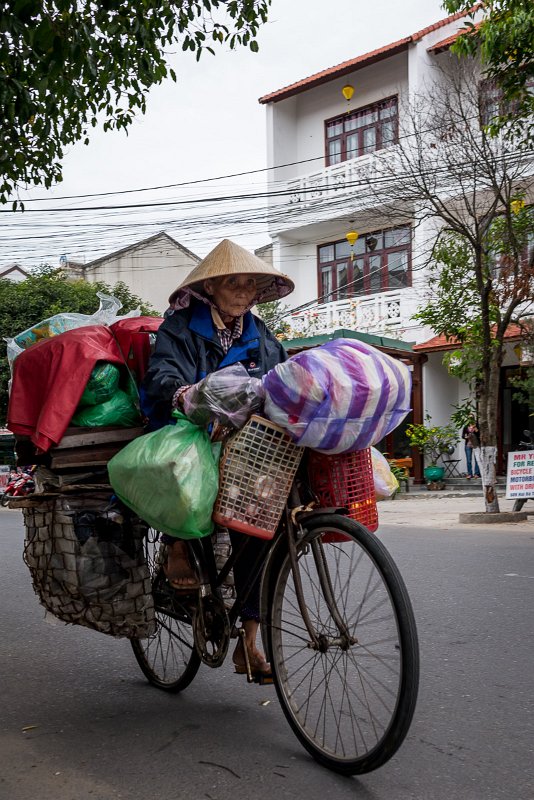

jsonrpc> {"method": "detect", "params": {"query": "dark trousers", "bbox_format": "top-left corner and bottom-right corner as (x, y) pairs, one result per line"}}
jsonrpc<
(229, 530), (267, 622)
(161, 531), (266, 622)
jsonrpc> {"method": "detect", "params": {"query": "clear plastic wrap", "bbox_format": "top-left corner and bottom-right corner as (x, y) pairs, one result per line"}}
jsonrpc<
(5, 293), (141, 368)
(182, 363), (265, 429)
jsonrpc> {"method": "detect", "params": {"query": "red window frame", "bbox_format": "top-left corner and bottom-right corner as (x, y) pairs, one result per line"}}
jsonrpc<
(324, 96), (399, 166)
(317, 226), (412, 302)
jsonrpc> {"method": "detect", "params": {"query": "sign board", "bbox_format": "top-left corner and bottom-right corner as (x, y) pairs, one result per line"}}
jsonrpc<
(505, 450), (534, 499)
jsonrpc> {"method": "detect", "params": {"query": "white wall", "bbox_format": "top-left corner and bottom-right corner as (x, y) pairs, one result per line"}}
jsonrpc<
(269, 53), (409, 184)
(268, 99), (298, 185)
(84, 238), (198, 314)
(423, 351), (472, 462)
(0, 268), (28, 283)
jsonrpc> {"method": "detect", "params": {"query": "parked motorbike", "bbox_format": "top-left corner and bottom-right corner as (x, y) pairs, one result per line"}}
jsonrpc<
(512, 431), (533, 512)
(0, 466), (36, 506)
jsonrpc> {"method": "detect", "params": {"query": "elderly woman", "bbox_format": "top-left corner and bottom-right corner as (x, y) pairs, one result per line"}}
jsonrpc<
(141, 239), (294, 677)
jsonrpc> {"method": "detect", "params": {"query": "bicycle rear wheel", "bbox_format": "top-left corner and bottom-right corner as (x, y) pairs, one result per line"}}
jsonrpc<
(131, 529), (201, 692)
(267, 514), (419, 775)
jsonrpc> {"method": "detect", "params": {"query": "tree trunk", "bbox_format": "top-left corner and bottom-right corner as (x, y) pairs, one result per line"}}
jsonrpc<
(475, 446), (500, 512)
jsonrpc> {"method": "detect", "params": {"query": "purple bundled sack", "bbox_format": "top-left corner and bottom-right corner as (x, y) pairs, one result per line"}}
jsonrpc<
(262, 338), (411, 454)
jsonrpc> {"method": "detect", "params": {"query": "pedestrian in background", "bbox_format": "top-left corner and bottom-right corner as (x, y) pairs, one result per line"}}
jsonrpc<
(462, 419), (481, 479)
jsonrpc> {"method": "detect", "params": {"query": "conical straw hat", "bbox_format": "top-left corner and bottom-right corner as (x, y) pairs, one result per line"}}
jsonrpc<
(169, 239), (294, 306)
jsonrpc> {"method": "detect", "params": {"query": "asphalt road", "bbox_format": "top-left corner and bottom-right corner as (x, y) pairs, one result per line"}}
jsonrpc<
(0, 506), (533, 800)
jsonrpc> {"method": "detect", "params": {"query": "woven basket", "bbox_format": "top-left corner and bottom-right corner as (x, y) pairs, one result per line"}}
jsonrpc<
(15, 493), (155, 639)
(213, 415), (303, 539)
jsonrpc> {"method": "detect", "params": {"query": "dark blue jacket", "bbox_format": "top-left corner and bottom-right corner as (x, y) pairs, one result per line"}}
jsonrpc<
(140, 299), (287, 428)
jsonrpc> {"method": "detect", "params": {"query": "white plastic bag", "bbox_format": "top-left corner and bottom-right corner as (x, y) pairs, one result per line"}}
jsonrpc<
(371, 447), (399, 500)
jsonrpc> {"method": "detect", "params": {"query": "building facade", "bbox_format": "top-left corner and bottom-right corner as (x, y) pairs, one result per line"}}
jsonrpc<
(65, 231), (200, 315)
(260, 9), (533, 471)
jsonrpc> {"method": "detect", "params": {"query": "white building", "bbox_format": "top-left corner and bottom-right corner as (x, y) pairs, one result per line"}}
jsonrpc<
(259, 9), (533, 474)
(0, 263), (30, 283)
(65, 231), (200, 315)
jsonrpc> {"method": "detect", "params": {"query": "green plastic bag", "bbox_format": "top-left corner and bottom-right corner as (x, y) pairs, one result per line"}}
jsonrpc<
(80, 362), (121, 406)
(71, 389), (141, 428)
(107, 412), (221, 539)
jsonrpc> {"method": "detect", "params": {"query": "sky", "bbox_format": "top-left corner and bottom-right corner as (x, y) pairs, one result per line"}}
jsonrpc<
(1, 0), (446, 270)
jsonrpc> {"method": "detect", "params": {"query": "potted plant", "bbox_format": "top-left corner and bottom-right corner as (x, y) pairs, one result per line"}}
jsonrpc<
(406, 415), (459, 484)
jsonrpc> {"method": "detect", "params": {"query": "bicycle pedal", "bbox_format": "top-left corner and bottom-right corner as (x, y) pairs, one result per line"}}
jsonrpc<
(253, 673), (274, 686)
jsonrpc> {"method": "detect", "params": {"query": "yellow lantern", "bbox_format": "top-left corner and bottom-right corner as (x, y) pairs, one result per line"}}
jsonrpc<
(345, 230), (359, 261)
(342, 84), (355, 102)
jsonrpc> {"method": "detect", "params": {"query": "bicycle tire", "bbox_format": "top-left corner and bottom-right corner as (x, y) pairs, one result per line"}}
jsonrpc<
(266, 514), (419, 775)
(131, 529), (201, 692)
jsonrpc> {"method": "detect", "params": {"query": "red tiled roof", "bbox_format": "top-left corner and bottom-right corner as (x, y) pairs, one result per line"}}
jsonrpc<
(259, 8), (478, 105)
(427, 21), (482, 54)
(413, 325), (522, 352)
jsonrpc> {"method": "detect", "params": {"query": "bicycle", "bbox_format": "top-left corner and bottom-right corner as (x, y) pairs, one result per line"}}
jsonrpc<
(131, 417), (419, 776)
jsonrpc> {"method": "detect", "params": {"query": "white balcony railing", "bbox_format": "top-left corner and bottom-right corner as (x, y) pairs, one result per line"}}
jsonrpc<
(285, 149), (398, 208)
(287, 290), (409, 338)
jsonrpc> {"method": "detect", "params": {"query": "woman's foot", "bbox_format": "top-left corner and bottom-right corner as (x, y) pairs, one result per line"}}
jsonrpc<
(163, 540), (200, 591)
(232, 635), (271, 676)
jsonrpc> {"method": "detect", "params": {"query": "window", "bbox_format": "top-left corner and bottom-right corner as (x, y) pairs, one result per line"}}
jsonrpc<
(489, 206), (534, 277)
(479, 78), (534, 127)
(317, 226), (411, 301)
(325, 97), (398, 166)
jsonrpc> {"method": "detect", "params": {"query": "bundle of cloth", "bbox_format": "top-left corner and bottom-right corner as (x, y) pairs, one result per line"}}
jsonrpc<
(262, 338), (411, 454)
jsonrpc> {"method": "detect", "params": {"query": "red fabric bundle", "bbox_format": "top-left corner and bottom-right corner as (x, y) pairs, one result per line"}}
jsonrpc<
(7, 317), (162, 452)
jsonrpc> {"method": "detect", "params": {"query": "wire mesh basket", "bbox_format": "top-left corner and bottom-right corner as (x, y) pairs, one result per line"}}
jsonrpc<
(213, 415), (304, 540)
(308, 448), (379, 539)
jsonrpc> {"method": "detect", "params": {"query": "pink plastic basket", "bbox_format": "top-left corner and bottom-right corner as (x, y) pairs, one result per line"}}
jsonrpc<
(308, 449), (379, 539)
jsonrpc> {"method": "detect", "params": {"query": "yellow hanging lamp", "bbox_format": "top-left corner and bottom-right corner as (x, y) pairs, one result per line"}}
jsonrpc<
(345, 229), (359, 261)
(342, 84), (355, 116)
(342, 84), (354, 102)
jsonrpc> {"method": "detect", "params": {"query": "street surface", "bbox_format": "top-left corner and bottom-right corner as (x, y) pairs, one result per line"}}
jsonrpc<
(0, 499), (533, 800)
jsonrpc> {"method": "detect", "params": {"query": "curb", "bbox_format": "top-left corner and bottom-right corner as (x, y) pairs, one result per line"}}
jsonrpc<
(458, 511), (528, 524)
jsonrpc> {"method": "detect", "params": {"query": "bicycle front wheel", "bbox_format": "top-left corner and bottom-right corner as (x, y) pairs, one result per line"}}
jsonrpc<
(267, 514), (419, 775)
(131, 529), (200, 692)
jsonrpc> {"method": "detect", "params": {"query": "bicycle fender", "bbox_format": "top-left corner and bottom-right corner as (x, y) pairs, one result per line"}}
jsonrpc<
(295, 507), (349, 523)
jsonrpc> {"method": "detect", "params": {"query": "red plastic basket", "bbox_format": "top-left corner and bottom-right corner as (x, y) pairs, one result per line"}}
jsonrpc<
(307, 449), (379, 539)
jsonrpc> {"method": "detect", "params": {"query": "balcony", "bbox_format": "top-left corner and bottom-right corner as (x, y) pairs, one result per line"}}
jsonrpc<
(287, 289), (415, 338)
(277, 149), (400, 225)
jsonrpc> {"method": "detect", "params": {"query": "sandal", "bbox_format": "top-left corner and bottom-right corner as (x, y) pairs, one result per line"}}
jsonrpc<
(232, 635), (272, 678)
(163, 541), (200, 592)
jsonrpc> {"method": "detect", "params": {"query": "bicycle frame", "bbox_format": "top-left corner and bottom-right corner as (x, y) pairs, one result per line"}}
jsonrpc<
(181, 473), (356, 666)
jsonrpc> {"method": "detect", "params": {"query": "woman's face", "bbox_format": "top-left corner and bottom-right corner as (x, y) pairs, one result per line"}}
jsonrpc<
(204, 274), (258, 320)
